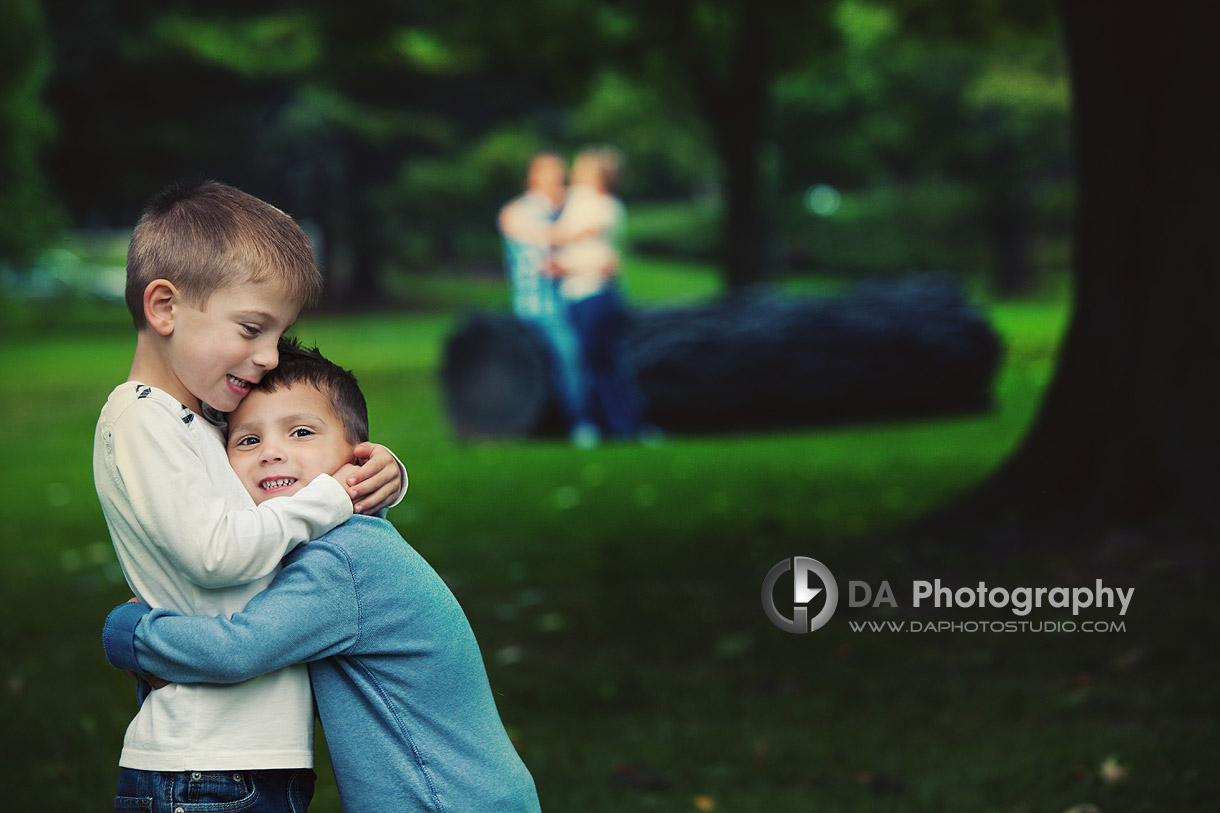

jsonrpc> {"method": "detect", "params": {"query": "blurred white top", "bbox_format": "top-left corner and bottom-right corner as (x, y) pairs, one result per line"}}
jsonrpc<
(554, 184), (625, 302)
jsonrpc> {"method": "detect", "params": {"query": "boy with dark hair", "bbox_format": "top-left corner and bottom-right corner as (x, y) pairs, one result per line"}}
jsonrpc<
(104, 339), (541, 813)
(96, 181), (406, 811)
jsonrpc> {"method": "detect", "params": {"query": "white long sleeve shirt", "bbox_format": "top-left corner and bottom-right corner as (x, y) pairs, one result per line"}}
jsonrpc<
(94, 381), (354, 770)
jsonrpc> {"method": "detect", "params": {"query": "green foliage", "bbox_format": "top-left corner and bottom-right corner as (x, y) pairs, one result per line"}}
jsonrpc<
(966, 50), (1071, 114)
(35, 0), (1073, 292)
(373, 125), (549, 267)
(290, 84), (456, 147)
(776, 9), (1070, 189)
(834, 0), (899, 49)
(0, 0), (64, 266)
(138, 12), (323, 77)
(392, 27), (483, 74)
(567, 71), (716, 197)
(628, 177), (1073, 282)
(625, 200), (722, 262)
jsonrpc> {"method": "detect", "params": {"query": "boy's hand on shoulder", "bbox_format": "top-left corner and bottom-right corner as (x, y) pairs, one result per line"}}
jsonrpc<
(343, 442), (404, 515)
(331, 462), (362, 508)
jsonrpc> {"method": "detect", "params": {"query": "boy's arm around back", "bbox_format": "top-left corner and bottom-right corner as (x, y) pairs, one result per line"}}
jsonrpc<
(102, 397), (352, 589)
(103, 532), (362, 683)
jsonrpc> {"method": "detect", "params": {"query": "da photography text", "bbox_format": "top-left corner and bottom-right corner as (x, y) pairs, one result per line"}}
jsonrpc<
(851, 578), (1134, 617)
(763, 556), (1134, 634)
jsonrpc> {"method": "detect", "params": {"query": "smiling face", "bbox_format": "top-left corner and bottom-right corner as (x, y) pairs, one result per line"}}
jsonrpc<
(226, 382), (357, 504)
(160, 279), (301, 414)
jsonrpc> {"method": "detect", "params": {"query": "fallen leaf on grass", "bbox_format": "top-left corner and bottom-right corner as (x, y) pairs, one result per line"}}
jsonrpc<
(1068, 673), (1095, 690)
(609, 761), (673, 791)
(536, 612), (567, 632)
(494, 644), (524, 666)
(692, 794), (716, 811)
(1108, 646), (1145, 672)
(713, 632), (754, 659)
(853, 769), (903, 794)
(1098, 755), (1128, 785)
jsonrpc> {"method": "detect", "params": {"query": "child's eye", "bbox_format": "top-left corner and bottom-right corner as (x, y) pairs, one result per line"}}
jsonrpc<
(241, 324), (262, 338)
(290, 427), (314, 438)
(233, 435), (260, 447)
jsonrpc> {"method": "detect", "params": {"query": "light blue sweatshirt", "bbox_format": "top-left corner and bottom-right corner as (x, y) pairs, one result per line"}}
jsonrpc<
(103, 515), (540, 813)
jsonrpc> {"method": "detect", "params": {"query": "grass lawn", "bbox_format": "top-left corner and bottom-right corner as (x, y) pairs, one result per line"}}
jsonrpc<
(1, 255), (1214, 811)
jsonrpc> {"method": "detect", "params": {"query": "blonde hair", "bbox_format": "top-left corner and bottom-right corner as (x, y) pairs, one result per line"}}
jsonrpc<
(125, 181), (322, 329)
(576, 146), (625, 194)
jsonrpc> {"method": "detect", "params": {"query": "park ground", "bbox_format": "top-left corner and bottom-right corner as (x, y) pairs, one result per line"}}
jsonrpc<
(0, 246), (1215, 811)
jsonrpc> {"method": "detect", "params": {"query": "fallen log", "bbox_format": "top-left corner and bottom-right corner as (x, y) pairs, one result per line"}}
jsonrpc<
(439, 275), (1003, 437)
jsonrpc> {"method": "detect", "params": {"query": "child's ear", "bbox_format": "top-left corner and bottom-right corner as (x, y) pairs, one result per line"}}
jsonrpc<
(143, 279), (180, 336)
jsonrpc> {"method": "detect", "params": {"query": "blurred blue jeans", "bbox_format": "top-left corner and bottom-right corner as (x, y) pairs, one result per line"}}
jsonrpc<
(114, 767), (315, 813)
(522, 310), (592, 431)
(568, 285), (645, 437)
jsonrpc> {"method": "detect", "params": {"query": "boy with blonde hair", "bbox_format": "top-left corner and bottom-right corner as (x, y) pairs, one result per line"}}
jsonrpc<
(105, 339), (541, 812)
(95, 180), (405, 812)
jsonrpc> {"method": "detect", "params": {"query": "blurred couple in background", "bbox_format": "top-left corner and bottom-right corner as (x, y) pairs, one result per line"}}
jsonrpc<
(499, 148), (652, 448)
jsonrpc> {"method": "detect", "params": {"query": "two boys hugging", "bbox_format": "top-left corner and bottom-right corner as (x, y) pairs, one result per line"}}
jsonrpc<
(96, 181), (539, 812)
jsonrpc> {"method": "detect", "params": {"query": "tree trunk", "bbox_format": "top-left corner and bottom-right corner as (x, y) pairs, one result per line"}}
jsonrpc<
(965, 1), (1220, 525)
(321, 139), (387, 308)
(982, 142), (1037, 298)
(714, 113), (773, 290)
(699, 3), (775, 290)
(344, 145), (388, 306)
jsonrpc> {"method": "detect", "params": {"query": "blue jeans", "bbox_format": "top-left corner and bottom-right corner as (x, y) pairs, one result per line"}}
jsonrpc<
(522, 310), (591, 430)
(114, 768), (315, 813)
(568, 286), (644, 437)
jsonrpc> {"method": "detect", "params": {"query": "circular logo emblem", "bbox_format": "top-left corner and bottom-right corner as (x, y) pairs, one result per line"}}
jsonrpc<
(762, 556), (838, 633)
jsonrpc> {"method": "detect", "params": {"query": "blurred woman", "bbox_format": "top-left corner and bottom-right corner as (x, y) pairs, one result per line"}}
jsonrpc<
(550, 147), (648, 439)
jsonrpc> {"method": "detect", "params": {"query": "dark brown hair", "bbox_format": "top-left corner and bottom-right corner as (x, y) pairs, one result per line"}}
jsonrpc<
(254, 337), (369, 444)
